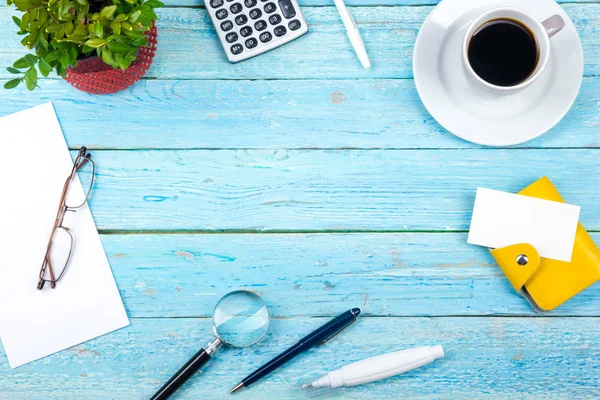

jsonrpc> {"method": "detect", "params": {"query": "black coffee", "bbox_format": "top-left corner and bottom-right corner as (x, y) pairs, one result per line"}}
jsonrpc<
(467, 19), (538, 87)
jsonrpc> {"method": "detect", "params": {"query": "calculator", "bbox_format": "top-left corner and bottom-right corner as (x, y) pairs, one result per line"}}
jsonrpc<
(206, 0), (308, 62)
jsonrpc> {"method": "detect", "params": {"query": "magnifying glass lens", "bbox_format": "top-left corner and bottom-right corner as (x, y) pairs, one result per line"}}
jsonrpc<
(213, 290), (270, 347)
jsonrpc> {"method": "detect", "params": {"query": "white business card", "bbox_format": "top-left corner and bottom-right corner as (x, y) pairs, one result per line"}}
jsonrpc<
(468, 187), (580, 262)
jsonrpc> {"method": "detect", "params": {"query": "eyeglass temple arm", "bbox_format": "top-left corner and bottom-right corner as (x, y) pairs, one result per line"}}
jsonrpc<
(46, 255), (57, 288)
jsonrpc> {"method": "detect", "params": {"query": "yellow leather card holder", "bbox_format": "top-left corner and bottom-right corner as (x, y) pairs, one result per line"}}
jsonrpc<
(490, 177), (600, 311)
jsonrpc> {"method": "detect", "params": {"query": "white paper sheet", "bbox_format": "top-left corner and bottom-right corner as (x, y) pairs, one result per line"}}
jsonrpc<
(0, 103), (129, 368)
(468, 187), (580, 262)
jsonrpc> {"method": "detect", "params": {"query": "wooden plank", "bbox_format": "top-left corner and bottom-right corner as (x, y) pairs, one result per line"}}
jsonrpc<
(103, 233), (600, 317)
(1, 5), (599, 80)
(1, 316), (599, 399)
(1, 77), (599, 150)
(162, 0), (598, 7)
(62, 149), (600, 231)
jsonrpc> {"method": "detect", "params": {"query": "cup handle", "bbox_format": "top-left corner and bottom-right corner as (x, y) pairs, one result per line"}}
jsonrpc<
(542, 15), (565, 38)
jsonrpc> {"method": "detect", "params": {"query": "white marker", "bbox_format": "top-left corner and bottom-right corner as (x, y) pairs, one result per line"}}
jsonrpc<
(301, 345), (444, 397)
(333, 0), (371, 69)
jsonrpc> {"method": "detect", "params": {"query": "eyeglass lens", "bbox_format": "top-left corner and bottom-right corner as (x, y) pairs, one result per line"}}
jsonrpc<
(64, 155), (95, 209)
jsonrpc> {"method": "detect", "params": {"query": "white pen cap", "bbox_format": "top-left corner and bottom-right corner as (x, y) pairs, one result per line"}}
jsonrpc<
(301, 345), (444, 397)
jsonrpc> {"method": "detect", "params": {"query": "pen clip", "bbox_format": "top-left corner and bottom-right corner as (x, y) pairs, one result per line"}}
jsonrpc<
(317, 313), (358, 346)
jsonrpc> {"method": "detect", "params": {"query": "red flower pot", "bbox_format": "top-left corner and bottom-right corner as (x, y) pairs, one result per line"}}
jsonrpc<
(65, 23), (158, 95)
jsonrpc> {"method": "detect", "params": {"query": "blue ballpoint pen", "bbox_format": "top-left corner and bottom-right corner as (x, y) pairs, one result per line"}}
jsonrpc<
(230, 308), (361, 394)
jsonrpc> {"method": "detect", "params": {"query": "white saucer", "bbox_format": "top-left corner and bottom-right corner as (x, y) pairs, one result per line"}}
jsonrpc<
(413, 0), (584, 146)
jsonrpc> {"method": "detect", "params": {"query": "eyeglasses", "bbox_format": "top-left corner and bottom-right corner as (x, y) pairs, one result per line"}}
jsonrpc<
(37, 146), (95, 290)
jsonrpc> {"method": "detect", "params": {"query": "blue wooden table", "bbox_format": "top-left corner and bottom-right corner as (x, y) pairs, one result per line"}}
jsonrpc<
(1, 0), (599, 398)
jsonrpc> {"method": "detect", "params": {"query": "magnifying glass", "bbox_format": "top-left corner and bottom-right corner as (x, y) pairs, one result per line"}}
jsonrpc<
(151, 290), (270, 400)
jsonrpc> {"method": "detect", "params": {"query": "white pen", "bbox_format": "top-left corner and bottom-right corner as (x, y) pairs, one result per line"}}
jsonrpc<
(301, 345), (444, 397)
(332, 0), (371, 69)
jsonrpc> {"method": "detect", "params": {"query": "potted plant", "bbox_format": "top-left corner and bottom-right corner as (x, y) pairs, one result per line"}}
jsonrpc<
(5, 0), (163, 93)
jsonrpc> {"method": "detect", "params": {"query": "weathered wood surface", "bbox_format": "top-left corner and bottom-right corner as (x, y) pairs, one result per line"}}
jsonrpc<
(1, 317), (599, 399)
(66, 149), (600, 231)
(158, 0), (600, 7)
(0, 77), (599, 149)
(1, 5), (599, 80)
(102, 233), (600, 318)
(0, 0), (599, 398)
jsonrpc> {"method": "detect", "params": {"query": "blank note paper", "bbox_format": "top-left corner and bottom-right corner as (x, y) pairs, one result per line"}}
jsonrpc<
(468, 187), (580, 262)
(0, 103), (129, 368)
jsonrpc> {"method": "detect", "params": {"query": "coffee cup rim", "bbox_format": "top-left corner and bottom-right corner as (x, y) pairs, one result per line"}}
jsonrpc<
(462, 7), (551, 92)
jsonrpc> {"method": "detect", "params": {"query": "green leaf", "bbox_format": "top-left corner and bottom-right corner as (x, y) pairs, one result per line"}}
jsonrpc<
(115, 14), (128, 22)
(123, 29), (143, 40)
(38, 8), (49, 25)
(65, 21), (74, 36)
(84, 38), (109, 48)
(140, 8), (157, 21)
(132, 37), (148, 47)
(94, 22), (103, 38)
(121, 21), (132, 30)
(101, 5), (117, 19)
(20, 12), (29, 32)
(12, 16), (21, 28)
(38, 58), (53, 77)
(68, 46), (78, 64)
(13, 54), (36, 68)
(46, 24), (62, 33)
(59, 1), (73, 20)
(45, 50), (60, 62)
(144, 0), (164, 8)
(38, 33), (49, 52)
(101, 48), (116, 67)
(110, 20), (121, 35)
(136, 15), (151, 27)
(60, 51), (71, 69)
(128, 10), (141, 23)
(75, 0), (86, 4)
(7, 67), (22, 74)
(107, 41), (130, 54)
(26, 26), (40, 48)
(4, 79), (22, 89)
(12, 0), (34, 11)
(25, 67), (37, 90)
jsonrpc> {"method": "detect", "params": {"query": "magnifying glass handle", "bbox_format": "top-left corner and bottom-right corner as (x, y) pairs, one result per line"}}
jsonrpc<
(150, 348), (212, 400)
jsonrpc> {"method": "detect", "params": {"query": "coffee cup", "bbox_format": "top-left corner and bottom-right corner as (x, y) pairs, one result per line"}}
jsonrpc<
(462, 7), (565, 95)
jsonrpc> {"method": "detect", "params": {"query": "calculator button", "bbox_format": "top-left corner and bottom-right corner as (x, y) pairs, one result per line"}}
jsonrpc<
(254, 20), (267, 31)
(273, 25), (286, 37)
(230, 2), (243, 13)
(288, 19), (301, 30)
(249, 8), (262, 19)
(245, 38), (258, 49)
(231, 44), (243, 54)
(244, 0), (257, 6)
(221, 20), (234, 31)
(259, 31), (272, 43)
(216, 9), (228, 19)
(240, 26), (253, 37)
(264, 2), (276, 13)
(225, 32), (239, 43)
(235, 14), (248, 25)
(268, 14), (281, 25)
(278, 0), (296, 18)
(209, 0), (224, 7)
